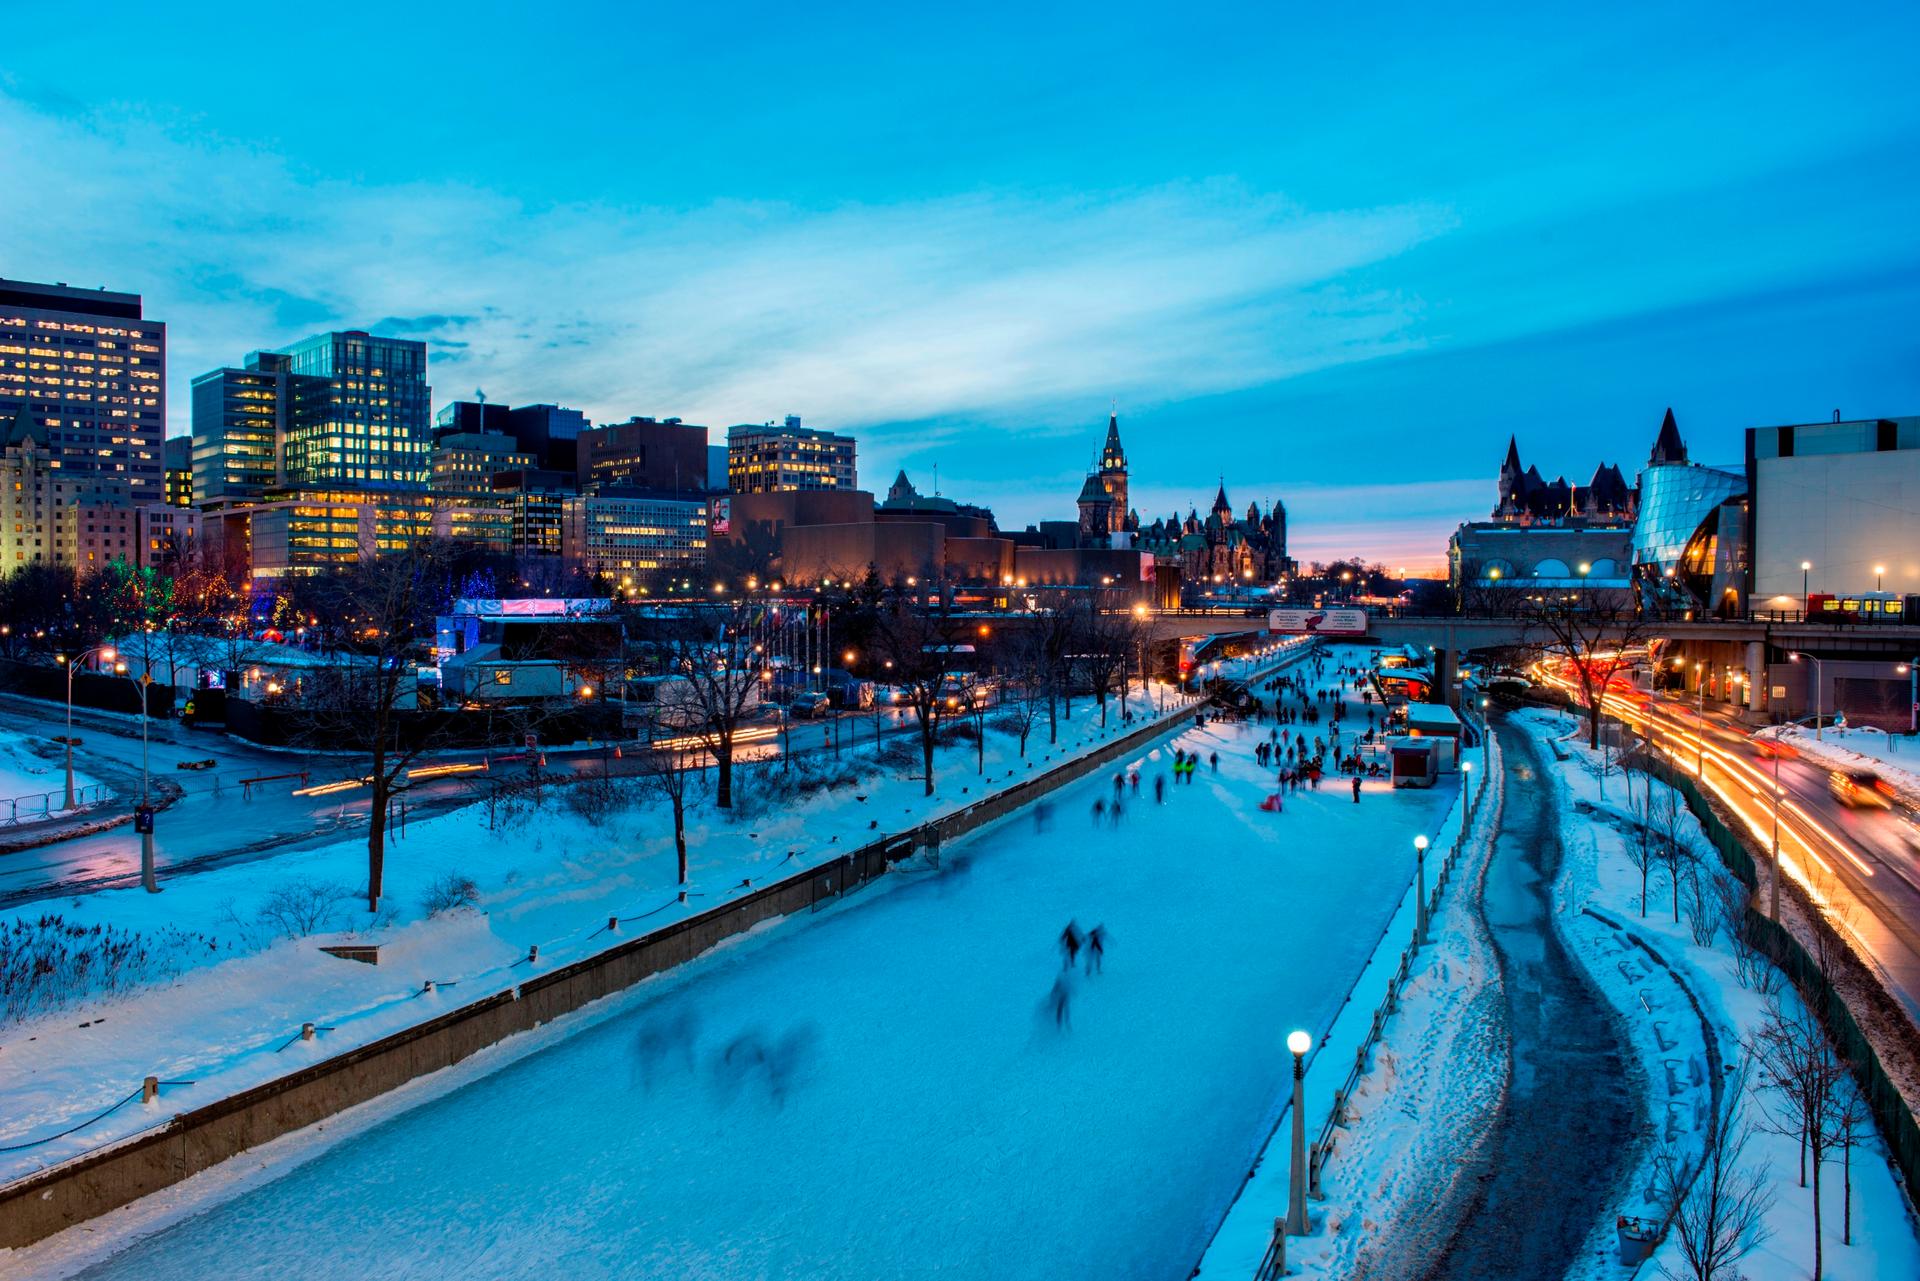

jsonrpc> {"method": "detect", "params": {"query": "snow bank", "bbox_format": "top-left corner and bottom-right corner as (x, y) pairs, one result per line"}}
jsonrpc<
(0, 732), (102, 812)
(1522, 710), (1920, 1281)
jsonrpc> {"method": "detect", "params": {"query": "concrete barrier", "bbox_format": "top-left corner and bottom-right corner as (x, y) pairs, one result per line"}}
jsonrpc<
(0, 668), (1306, 1250)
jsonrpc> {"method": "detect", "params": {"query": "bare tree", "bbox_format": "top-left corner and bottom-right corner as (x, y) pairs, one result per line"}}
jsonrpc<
(1830, 1074), (1870, 1247)
(299, 545), (456, 912)
(954, 669), (994, 774)
(1624, 758), (1661, 918)
(1651, 767), (1694, 925)
(1069, 590), (1133, 727)
(997, 624), (1049, 758)
(1651, 1067), (1774, 1281)
(637, 703), (703, 884)
(1029, 606), (1078, 743)
(871, 583), (971, 796)
(654, 600), (765, 811)
(1750, 995), (1849, 1279)
(1519, 594), (1656, 750)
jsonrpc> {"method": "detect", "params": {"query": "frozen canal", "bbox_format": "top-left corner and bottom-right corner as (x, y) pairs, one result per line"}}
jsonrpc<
(60, 705), (1450, 1280)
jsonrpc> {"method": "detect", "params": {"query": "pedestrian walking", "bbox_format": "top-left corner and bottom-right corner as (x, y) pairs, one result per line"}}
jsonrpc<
(1209, 751), (1219, 773)
(1352, 775), (1362, 803)
(1154, 774), (1166, 803)
(1060, 920), (1082, 969)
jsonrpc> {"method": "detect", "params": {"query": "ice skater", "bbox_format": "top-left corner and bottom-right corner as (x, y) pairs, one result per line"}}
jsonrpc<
(1048, 975), (1073, 1029)
(1060, 920), (1083, 969)
(1085, 924), (1107, 975)
(1351, 775), (1362, 803)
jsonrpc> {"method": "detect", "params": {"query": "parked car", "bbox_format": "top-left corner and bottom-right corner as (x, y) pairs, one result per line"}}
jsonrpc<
(1827, 769), (1892, 810)
(789, 690), (832, 719)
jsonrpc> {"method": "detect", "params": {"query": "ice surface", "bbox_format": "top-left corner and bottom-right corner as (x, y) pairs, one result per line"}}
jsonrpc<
(33, 670), (1448, 1280)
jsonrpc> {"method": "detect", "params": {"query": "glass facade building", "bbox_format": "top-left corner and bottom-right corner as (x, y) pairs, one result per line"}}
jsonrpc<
(1630, 461), (1744, 575)
(279, 332), (431, 489)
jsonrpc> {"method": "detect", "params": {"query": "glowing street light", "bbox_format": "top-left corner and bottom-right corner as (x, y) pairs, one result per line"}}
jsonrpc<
(58, 644), (115, 809)
(1413, 834), (1430, 945)
(1286, 1029), (1313, 1234)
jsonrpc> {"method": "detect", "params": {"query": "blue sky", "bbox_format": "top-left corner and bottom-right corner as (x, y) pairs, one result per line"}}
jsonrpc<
(5, 1), (1917, 570)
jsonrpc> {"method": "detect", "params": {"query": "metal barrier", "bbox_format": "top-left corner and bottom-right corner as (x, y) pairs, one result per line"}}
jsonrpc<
(1, 783), (113, 828)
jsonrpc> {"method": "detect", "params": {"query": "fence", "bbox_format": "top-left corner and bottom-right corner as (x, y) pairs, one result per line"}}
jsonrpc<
(1, 783), (113, 828)
(0, 644), (1318, 1250)
(1642, 755), (1920, 1208)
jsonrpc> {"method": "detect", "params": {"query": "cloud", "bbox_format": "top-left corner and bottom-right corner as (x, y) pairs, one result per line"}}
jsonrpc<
(0, 92), (1454, 444)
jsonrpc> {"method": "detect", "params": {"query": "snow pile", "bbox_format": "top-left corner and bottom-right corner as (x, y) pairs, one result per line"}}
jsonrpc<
(1753, 724), (1920, 810)
(1525, 710), (1920, 1281)
(7, 646), (1459, 1281)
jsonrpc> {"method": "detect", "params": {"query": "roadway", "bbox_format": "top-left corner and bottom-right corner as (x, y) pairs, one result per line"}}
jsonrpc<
(0, 694), (892, 906)
(1532, 668), (1920, 1024)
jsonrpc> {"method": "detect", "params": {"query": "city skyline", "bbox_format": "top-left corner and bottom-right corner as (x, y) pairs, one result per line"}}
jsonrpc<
(5, 2), (1918, 570)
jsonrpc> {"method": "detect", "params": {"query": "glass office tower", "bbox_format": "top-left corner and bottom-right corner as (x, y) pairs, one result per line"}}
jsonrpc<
(279, 331), (431, 489)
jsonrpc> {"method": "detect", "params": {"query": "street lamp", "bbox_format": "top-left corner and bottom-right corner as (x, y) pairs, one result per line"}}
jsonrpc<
(1875, 565), (1886, 592)
(1693, 661), (1706, 777)
(1801, 561), (1811, 615)
(1769, 746), (1783, 923)
(1479, 697), (1491, 778)
(1461, 759), (1474, 827)
(1900, 661), (1917, 734)
(1286, 1028), (1312, 1234)
(1413, 834), (1430, 945)
(1788, 651), (1824, 741)
(57, 644), (116, 809)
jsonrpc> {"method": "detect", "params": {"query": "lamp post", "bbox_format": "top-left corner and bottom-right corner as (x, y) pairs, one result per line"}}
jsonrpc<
(1876, 564), (1886, 592)
(1461, 760), (1474, 832)
(1769, 746), (1782, 922)
(1901, 661), (1917, 735)
(129, 661), (161, 894)
(1693, 661), (1705, 778)
(58, 644), (117, 809)
(1414, 834), (1430, 945)
(1286, 1028), (1312, 1234)
(1801, 561), (1811, 616)
(1789, 651), (1824, 740)
(1479, 697), (1490, 779)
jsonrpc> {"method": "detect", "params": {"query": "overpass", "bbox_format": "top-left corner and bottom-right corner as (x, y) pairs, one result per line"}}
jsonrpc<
(1146, 610), (1920, 708)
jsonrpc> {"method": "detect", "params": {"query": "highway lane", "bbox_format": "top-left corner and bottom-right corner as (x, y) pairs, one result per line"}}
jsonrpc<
(1536, 668), (1920, 1023)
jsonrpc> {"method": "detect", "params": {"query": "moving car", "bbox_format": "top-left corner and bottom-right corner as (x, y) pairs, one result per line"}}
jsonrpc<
(1827, 769), (1893, 810)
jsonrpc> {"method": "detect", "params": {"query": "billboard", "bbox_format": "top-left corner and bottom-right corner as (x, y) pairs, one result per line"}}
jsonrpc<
(709, 497), (731, 535)
(1268, 607), (1368, 636)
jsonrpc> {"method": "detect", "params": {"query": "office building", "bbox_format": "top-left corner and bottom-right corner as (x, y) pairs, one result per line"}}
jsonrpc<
(431, 431), (535, 501)
(1747, 415), (1920, 602)
(433, 400), (511, 440)
(277, 331), (431, 489)
(190, 352), (313, 507)
(563, 490), (708, 585)
(203, 488), (436, 580)
(0, 278), (166, 505)
(506, 403), (590, 473)
(726, 416), (856, 493)
(578, 417), (708, 494)
(164, 435), (193, 508)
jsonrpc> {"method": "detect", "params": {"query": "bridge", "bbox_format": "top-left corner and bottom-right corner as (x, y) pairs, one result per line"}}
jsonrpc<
(1146, 610), (1920, 707)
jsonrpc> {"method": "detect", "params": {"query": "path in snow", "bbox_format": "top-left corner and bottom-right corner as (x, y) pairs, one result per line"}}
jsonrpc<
(1419, 718), (1642, 1281)
(49, 706), (1448, 1281)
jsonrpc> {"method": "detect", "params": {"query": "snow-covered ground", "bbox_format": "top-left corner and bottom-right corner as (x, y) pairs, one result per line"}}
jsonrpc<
(7, 644), (1456, 1280)
(0, 732), (102, 813)
(1520, 710), (1919, 1281)
(1755, 724), (1920, 810)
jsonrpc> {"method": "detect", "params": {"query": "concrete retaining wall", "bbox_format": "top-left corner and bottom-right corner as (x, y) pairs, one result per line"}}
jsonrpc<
(0, 666), (1302, 1250)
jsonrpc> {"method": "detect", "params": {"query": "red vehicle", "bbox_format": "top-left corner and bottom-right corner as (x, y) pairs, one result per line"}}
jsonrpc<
(1752, 735), (1799, 762)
